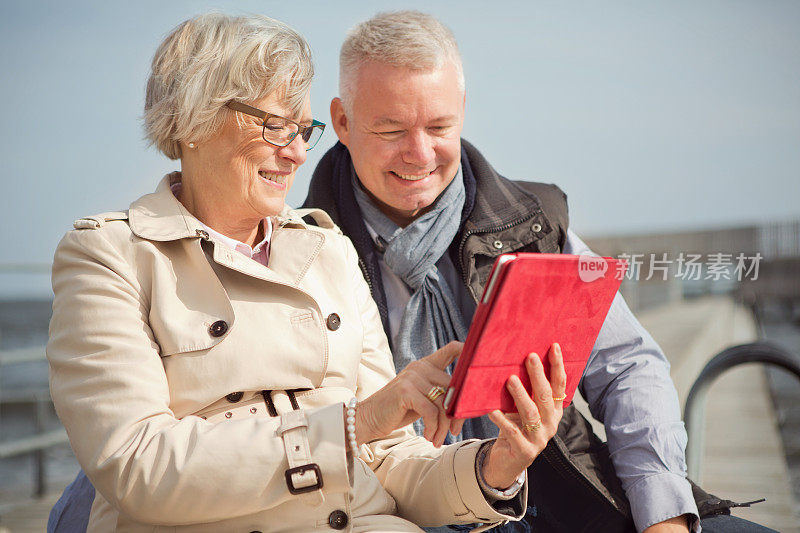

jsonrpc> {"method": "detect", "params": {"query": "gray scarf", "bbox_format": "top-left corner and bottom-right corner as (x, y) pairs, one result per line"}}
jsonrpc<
(352, 166), (499, 445)
(351, 168), (469, 374)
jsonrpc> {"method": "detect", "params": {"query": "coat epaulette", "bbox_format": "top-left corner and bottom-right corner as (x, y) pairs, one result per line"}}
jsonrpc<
(291, 208), (342, 234)
(73, 211), (129, 230)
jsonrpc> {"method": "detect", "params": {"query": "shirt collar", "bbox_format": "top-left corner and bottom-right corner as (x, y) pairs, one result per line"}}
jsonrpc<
(198, 217), (273, 257)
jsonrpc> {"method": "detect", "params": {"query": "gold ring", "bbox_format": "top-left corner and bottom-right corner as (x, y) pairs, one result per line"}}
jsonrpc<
(426, 386), (446, 402)
(522, 420), (542, 432)
(552, 394), (567, 401)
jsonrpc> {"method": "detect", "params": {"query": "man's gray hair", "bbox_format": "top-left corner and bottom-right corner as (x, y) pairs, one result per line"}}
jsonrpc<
(339, 11), (464, 115)
(145, 13), (314, 160)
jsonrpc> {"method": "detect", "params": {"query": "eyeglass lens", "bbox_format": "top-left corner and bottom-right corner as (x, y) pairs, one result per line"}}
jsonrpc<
(262, 116), (323, 150)
(300, 125), (324, 149)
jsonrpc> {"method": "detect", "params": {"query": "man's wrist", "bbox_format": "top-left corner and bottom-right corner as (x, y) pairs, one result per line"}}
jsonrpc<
(643, 514), (690, 533)
(625, 472), (698, 532)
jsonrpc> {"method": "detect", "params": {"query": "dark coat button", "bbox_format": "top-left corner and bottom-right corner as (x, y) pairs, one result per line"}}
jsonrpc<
(209, 320), (228, 337)
(326, 313), (341, 331)
(328, 510), (348, 529)
(225, 391), (244, 403)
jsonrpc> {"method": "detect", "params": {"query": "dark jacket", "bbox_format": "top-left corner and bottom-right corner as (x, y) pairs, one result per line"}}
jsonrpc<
(304, 140), (733, 532)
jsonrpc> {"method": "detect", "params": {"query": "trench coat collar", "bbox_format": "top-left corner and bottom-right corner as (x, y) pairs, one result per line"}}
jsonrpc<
(128, 172), (309, 242)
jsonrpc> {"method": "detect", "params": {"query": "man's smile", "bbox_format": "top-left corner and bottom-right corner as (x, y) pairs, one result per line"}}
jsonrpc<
(389, 170), (435, 181)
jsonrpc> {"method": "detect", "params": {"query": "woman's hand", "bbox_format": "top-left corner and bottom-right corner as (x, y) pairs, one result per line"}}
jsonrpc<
(481, 343), (567, 489)
(355, 341), (465, 447)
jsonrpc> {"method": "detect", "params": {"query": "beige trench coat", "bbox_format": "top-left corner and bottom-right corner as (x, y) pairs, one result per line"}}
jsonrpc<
(47, 175), (524, 532)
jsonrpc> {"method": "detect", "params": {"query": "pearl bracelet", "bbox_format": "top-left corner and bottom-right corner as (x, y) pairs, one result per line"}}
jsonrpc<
(475, 441), (525, 500)
(346, 397), (359, 459)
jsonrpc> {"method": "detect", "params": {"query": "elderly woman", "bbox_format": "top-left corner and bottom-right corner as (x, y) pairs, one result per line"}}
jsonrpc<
(47, 13), (566, 532)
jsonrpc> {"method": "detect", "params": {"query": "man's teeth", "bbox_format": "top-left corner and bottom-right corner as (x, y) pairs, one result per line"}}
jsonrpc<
(258, 171), (286, 183)
(392, 171), (433, 181)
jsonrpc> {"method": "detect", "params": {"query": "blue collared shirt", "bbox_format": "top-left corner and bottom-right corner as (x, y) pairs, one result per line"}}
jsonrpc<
(565, 230), (699, 531)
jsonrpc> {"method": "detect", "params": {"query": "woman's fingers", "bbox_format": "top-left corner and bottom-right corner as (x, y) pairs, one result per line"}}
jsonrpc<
(424, 341), (463, 371)
(547, 343), (567, 410)
(480, 348), (569, 489)
(432, 402), (451, 447)
(412, 377), (452, 443)
(401, 348), (461, 444)
(417, 381), (451, 447)
(525, 352), (557, 428)
(488, 409), (520, 438)
(362, 342), (462, 443)
(506, 374), (541, 431)
(449, 417), (465, 437)
(381, 342), (465, 445)
(411, 387), (443, 442)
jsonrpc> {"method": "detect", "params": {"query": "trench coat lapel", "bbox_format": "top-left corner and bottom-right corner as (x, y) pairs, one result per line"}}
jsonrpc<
(266, 225), (325, 286)
(206, 226), (324, 288)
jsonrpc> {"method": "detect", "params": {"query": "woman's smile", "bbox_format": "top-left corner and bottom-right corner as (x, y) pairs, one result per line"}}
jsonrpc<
(258, 170), (290, 188)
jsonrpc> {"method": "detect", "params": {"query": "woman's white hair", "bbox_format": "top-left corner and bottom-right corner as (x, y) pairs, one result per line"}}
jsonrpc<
(339, 11), (464, 115)
(145, 12), (314, 160)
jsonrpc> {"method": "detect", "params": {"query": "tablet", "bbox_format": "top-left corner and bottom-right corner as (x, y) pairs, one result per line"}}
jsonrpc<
(444, 253), (626, 419)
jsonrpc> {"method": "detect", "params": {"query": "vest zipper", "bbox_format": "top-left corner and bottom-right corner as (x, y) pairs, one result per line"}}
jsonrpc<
(358, 256), (373, 293)
(456, 213), (537, 295)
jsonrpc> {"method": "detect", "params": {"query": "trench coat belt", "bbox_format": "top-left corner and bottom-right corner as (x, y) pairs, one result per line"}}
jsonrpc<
(262, 388), (310, 416)
(277, 409), (325, 504)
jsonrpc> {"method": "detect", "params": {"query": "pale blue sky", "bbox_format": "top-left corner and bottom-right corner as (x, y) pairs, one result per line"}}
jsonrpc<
(1, 1), (799, 297)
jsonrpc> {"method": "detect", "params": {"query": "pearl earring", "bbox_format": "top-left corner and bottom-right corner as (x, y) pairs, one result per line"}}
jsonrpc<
(188, 142), (196, 149)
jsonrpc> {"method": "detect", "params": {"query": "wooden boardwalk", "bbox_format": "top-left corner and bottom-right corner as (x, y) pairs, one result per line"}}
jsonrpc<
(2, 296), (798, 531)
(574, 295), (798, 531)
(0, 493), (58, 533)
(644, 296), (798, 532)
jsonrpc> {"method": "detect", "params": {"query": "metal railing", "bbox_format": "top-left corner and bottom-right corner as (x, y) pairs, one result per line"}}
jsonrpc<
(684, 341), (800, 481)
(0, 345), (69, 498)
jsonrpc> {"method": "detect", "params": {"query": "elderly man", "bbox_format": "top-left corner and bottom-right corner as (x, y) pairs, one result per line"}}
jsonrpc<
(303, 11), (772, 533)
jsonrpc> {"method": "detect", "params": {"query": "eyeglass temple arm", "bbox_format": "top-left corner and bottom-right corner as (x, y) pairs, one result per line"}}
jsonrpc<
(226, 101), (267, 120)
(228, 100), (325, 131)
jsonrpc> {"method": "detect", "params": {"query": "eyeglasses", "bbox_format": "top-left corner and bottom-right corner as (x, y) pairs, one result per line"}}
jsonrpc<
(226, 100), (325, 150)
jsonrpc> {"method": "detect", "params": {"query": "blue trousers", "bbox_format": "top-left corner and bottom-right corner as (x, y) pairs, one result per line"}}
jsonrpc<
(484, 506), (778, 533)
(52, 471), (778, 533)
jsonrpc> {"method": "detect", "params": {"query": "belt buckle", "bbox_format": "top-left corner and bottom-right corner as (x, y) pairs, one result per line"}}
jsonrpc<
(285, 463), (323, 494)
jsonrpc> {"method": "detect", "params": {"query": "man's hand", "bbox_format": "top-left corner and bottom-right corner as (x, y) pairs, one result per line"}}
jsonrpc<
(643, 515), (691, 533)
(482, 343), (567, 489)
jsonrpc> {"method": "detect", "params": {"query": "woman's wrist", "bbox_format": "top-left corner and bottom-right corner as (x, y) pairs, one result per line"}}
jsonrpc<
(352, 397), (375, 445)
(476, 442), (525, 499)
(479, 441), (523, 490)
(344, 397), (375, 447)
(345, 398), (359, 458)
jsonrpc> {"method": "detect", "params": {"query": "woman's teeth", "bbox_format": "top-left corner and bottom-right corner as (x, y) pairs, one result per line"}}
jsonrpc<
(392, 170), (433, 181)
(258, 171), (286, 184)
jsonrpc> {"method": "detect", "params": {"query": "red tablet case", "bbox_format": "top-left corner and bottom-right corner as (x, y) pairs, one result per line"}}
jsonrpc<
(444, 253), (626, 419)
